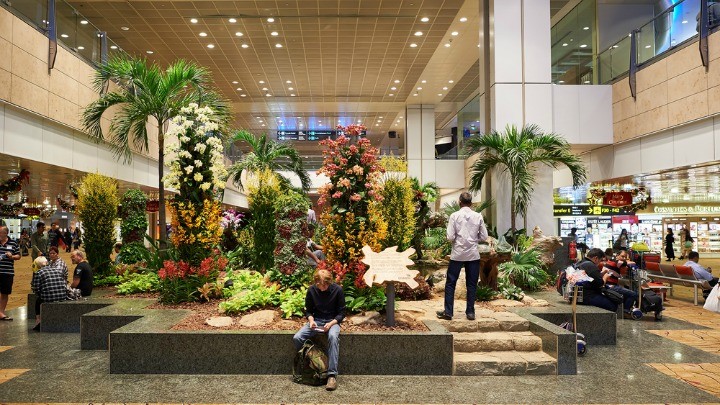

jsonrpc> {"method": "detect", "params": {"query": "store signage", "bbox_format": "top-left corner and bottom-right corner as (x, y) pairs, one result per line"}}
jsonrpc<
(553, 205), (635, 217)
(603, 191), (633, 207)
(22, 208), (40, 216)
(276, 130), (366, 141)
(146, 200), (159, 213)
(653, 205), (720, 215)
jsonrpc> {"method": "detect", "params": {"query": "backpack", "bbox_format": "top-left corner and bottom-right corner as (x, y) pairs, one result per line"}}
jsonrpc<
(292, 340), (328, 386)
(568, 240), (577, 261)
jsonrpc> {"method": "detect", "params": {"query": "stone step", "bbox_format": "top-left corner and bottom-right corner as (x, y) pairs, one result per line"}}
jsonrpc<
(453, 351), (557, 376)
(453, 331), (542, 352)
(438, 313), (530, 333)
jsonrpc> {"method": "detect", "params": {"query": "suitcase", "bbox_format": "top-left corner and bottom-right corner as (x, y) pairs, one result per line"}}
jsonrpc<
(641, 290), (664, 320)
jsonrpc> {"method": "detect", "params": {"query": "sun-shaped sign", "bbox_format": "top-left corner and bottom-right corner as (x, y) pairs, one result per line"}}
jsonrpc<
(360, 245), (419, 288)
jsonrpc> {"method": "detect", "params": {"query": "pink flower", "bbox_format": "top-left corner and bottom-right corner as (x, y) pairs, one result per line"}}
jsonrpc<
(350, 193), (361, 202)
(332, 191), (343, 199)
(339, 178), (351, 188)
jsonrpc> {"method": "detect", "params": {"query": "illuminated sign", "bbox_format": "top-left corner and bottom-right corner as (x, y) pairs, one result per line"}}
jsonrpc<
(553, 205), (635, 217)
(652, 205), (720, 215)
(276, 130), (366, 141)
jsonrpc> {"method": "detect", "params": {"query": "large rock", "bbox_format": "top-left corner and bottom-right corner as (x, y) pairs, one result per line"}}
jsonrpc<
(205, 316), (233, 327)
(347, 311), (381, 325)
(490, 299), (525, 308)
(433, 271), (468, 300)
(237, 310), (276, 327)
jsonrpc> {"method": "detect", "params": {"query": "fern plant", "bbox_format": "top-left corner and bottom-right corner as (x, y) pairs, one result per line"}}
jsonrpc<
(476, 284), (497, 301)
(498, 248), (550, 292)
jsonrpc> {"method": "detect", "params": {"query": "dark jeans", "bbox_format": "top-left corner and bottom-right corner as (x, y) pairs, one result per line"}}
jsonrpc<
(444, 259), (480, 316)
(582, 292), (618, 312)
(607, 284), (638, 312)
(293, 319), (340, 376)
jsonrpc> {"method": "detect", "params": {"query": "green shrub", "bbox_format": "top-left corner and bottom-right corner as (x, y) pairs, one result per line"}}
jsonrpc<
(343, 282), (387, 313)
(379, 177), (415, 251)
(119, 189), (148, 244)
(118, 242), (150, 265)
(497, 276), (524, 301)
(278, 288), (307, 319)
(476, 284), (497, 301)
(247, 170), (282, 271)
(498, 248), (550, 292)
(116, 272), (159, 294)
(76, 173), (120, 277)
(272, 191), (312, 287)
(94, 274), (122, 287)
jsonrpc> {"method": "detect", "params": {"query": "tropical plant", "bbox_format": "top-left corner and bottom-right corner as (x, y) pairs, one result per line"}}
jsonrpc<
(227, 130), (311, 192)
(76, 173), (120, 277)
(226, 228), (254, 269)
(116, 272), (160, 295)
(118, 242), (150, 265)
(378, 169), (415, 251)
(498, 248), (550, 292)
(81, 55), (230, 245)
(476, 284), (497, 301)
(157, 255), (228, 303)
(271, 191), (312, 288)
(410, 179), (439, 260)
(317, 133), (387, 288)
(119, 189), (148, 251)
(465, 124), (587, 232)
(247, 169), (283, 272)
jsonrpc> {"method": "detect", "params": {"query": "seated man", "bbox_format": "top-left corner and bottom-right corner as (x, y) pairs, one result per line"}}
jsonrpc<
(70, 250), (93, 297)
(685, 251), (718, 296)
(601, 260), (642, 319)
(305, 225), (325, 267)
(30, 256), (67, 331)
(113, 243), (123, 264)
(292, 269), (344, 391)
(575, 248), (617, 312)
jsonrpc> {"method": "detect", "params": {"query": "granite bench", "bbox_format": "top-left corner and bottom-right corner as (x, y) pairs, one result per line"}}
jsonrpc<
(26, 293), (115, 333)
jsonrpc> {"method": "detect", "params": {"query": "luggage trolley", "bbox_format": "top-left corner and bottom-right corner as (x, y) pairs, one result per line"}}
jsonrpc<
(628, 265), (664, 321)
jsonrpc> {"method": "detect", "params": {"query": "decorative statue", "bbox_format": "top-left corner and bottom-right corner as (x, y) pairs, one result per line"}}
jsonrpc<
(529, 226), (563, 267)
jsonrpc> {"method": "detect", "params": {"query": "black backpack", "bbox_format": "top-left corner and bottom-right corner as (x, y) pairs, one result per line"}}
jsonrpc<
(292, 340), (329, 386)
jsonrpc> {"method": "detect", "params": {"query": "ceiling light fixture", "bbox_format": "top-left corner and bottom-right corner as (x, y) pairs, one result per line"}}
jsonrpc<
(394, 79), (400, 83)
(190, 18), (198, 24)
(229, 18), (237, 23)
(235, 32), (243, 37)
(266, 94), (272, 97)
(262, 87), (268, 91)
(259, 80), (265, 84)
(437, 93), (443, 96)
(241, 44), (249, 48)
(448, 80), (454, 83)
(206, 44), (214, 49)
(286, 80), (292, 84)
(413, 93), (418, 96)
(583, 26), (589, 30)
(443, 86), (448, 90)
(199, 32), (208, 37)
(121, 26), (129, 31)
(146, 50), (153, 54)
(421, 80), (426, 83)
(80, 20), (88, 25)
(579, 44), (587, 48)
(236, 87), (242, 91)
(444, 43), (451, 47)
(271, 31), (279, 36)
(644, 45), (651, 48)
(415, 31), (423, 36)
(232, 81), (238, 84)
(290, 93), (296, 96)
(110, 45), (117, 49)
(267, 17), (275, 22)
(451, 31), (459, 36)
(460, 17), (468, 22)
(389, 93), (394, 96)
(417, 87), (422, 90)
(60, 33), (68, 38)
(390, 86), (397, 90)
(562, 43), (568, 46)
(288, 87), (294, 90)
(77, 46), (85, 50)
(410, 43), (418, 48)
(275, 43), (283, 48)
(421, 17), (429, 22)
(240, 94), (246, 97)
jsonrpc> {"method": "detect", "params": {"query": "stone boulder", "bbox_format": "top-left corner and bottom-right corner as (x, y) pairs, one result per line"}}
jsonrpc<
(347, 311), (381, 325)
(205, 316), (233, 327)
(490, 299), (525, 308)
(237, 310), (276, 327)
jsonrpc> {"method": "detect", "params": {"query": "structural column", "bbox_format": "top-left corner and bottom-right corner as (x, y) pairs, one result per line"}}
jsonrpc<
(406, 104), (436, 185)
(480, 0), (555, 235)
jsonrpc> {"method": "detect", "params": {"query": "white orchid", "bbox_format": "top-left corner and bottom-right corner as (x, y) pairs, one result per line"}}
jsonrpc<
(184, 165), (194, 174)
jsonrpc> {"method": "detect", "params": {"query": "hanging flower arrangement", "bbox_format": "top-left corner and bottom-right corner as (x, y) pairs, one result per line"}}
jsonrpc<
(0, 170), (30, 200)
(56, 197), (76, 212)
(317, 131), (387, 287)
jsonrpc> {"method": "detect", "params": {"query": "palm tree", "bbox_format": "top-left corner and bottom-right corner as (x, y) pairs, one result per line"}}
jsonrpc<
(82, 55), (230, 245)
(465, 124), (586, 233)
(227, 130), (311, 192)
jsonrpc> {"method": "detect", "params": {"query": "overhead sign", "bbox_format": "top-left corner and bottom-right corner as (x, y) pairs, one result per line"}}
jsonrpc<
(553, 205), (635, 217)
(276, 130), (366, 141)
(603, 191), (633, 207)
(652, 205), (720, 215)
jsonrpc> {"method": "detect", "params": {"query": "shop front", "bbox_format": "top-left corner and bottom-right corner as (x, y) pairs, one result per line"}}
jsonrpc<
(554, 204), (636, 251)
(636, 204), (720, 258)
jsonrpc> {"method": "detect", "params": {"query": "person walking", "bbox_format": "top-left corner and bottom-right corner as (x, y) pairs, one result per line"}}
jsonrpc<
(30, 222), (48, 261)
(0, 226), (21, 321)
(437, 191), (489, 321)
(665, 228), (676, 262)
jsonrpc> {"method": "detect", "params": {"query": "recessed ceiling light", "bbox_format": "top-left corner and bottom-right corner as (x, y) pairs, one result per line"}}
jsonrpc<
(199, 32), (208, 37)
(259, 80), (265, 84)
(421, 80), (426, 83)
(229, 18), (237, 23)
(266, 94), (272, 97)
(288, 87), (294, 90)
(562, 43), (568, 46)
(271, 31), (279, 36)
(583, 26), (589, 30)
(448, 80), (454, 83)
(286, 80), (292, 84)
(235, 32), (243, 37)
(379, 116), (383, 118)
(451, 31), (459, 36)
(241, 44), (249, 48)
(410, 43), (418, 48)
(413, 93), (418, 96)
(377, 120), (381, 122)
(391, 86), (397, 90)
(437, 93), (443, 96)
(267, 17), (275, 22)
(240, 94), (247, 97)
(60, 33), (68, 38)
(275, 43), (283, 48)
(290, 93), (296, 96)
(644, 45), (651, 49)
(110, 45), (117, 49)
(460, 17), (468, 22)
(443, 86), (448, 90)
(121, 26), (129, 31)
(206, 44), (214, 49)
(77, 46), (85, 50)
(375, 124), (379, 126)
(190, 18), (198, 24)
(399, 116), (403, 118)
(389, 93), (394, 96)
(232, 81), (238, 84)
(261, 124), (266, 126)
(444, 43), (451, 47)
(80, 20), (88, 25)
(421, 17), (429, 22)
(580, 44), (587, 48)
(417, 87), (422, 90)
(415, 31), (423, 36)
(262, 87), (268, 91)
(394, 80), (400, 83)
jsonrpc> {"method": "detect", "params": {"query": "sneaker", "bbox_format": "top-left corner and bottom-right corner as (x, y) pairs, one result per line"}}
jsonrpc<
(466, 313), (476, 320)
(436, 311), (452, 320)
(326, 376), (337, 391)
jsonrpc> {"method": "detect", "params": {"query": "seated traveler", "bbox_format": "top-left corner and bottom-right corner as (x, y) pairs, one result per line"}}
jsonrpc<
(685, 251), (718, 297)
(292, 269), (344, 391)
(575, 248), (617, 312)
(602, 260), (642, 319)
(305, 225), (325, 267)
(45, 246), (69, 281)
(30, 256), (67, 331)
(70, 250), (93, 297)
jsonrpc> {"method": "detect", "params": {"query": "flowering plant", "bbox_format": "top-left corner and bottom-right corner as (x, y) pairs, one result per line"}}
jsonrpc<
(336, 123), (366, 137)
(163, 103), (227, 200)
(168, 199), (223, 265)
(270, 191), (313, 288)
(157, 255), (228, 303)
(221, 209), (245, 230)
(317, 131), (387, 288)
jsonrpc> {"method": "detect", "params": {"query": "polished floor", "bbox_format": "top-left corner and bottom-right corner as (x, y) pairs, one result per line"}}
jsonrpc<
(0, 256), (720, 404)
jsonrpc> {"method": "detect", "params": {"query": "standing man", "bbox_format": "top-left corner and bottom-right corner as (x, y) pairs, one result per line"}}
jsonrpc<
(437, 192), (488, 321)
(293, 269), (345, 391)
(47, 223), (61, 249)
(0, 226), (21, 321)
(70, 250), (93, 297)
(31, 222), (48, 261)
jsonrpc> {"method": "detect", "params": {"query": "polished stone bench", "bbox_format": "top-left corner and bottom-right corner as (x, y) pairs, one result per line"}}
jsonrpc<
(26, 293), (115, 333)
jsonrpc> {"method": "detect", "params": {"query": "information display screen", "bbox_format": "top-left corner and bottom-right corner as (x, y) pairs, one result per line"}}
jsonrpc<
(277, 130), (366, 141)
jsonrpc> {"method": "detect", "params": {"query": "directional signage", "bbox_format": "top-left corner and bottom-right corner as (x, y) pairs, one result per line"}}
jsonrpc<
(553, 204), (635, 217)
(277, 130), (367, 141)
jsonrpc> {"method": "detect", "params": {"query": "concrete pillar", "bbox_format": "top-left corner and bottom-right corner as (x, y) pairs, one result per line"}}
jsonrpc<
(480, 0), (555, 236)
(405, 104), (436, 185)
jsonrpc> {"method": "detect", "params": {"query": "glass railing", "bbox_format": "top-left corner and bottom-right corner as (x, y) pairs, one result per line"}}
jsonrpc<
(598, 0), (706, 83)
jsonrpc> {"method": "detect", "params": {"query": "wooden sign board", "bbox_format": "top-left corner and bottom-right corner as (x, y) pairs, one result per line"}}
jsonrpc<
(360, 245), (419, 288)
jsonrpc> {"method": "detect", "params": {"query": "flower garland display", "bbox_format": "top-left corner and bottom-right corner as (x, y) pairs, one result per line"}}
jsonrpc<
(270, 191), (312, 288)
(317, 132), (387, 287)
(56, 197), (75, 212)
(0, 170), (29, 200)
(163, 103), (226, 269)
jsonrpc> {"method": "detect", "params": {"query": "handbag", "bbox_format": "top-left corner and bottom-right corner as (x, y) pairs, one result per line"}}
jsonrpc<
(703, 284), (720, 313)
(684, 241), (693, 249)
(602, 287), (624, 304)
